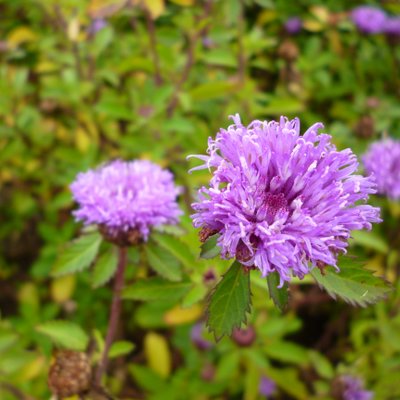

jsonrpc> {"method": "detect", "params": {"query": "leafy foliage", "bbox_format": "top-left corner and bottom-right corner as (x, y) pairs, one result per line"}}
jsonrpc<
(123, 278), (193, 302)
(52, 232), (102, 277)
(36, 321), (88, 351)
(267, 271), (289, 311)
(207, 261), (252, 341)
(91, 247), (118, 288)
(200, 234), (221, 259)
(311, 263), (391, 306)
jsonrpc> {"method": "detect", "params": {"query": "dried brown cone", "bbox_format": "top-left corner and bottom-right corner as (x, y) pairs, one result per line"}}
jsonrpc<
(48, 350), (92, 399)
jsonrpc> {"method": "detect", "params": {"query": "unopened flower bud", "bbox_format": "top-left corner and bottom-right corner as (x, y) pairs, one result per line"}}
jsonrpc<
(231, 325), (256, 347)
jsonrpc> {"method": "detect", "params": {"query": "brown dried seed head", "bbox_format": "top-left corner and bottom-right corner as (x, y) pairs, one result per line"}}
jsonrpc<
(48, 350), (92, 398)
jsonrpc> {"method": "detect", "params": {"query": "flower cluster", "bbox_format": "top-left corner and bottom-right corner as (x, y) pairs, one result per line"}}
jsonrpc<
(342, 375), (373, 400)
(351, 5), (400, 35)
(362, 138), (400, 200)
(189, 115), (380, 285)
(70, 160), (182, 242)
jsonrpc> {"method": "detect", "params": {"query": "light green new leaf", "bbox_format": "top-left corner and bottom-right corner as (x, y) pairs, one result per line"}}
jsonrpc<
(267, 271), (289, 312)
(207, 261), (252, 341)
(36, 320), (89, 351)
(200, 234), (220, 259)
(311, 264), (391, 307)
(123, 278), (192, 302)
(109, 340), (135, 358)
(145, 240), (182, 282)
(52, 232), (102, 277)
(91, 248), (118, 288)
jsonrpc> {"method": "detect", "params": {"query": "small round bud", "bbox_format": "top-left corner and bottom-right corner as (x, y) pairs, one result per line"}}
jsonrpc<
(48, 350), (91, 398)
(231, 325), (256, 347)
(354, 115), (375, 139)
(201, 363), (216, 382)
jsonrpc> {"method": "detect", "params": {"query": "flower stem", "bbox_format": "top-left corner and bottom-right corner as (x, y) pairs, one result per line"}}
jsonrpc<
(95, 246), (128, 386)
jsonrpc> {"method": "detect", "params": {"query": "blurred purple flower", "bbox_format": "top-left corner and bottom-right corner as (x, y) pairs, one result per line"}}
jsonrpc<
(190, 323), (212, 350)
(259, 376), (276, 398)
(384, 17), (400, 36)
(285, 17), (302, 34)
(189, 115), (381, 285)
(70, 160), (182, 240)
(351, 6), (387, 34)
(362, 138), (400, 200)
(342, 375), (373, 400)
(87, 18), (107, 35)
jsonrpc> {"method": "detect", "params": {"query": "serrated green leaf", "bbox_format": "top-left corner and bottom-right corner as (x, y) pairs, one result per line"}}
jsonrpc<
(123, 278), (192, 302)
(91, 248), (118, 288)
(200, 234), (220, 259)
(52, 232), (102, 277)
(267, 272), (288, 311)
(152, 233), (195, 269)
(207, 261), (252, 341)
(145, 241), (182, 281)
(311, 265), (391, 307)
(36, 320), (88, 350)
(109, 340), (135, 358)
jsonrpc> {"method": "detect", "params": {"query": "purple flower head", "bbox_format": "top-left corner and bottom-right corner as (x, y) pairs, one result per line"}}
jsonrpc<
(342, 375), (373, 400)
(362, 138), (400, 200)
(351, 6), (387, 34)
(384, 16), (400, 36)
(87, 18), (107, 35)
(189, 115), (381, 285)
(285, 17), (302, 34)
(70, 160), (182, 241)
(190, 322), (213, 350)
(259, 376), (276, 398)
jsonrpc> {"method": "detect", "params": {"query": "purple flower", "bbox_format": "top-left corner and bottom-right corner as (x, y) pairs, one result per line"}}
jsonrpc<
(342, 375), (373, 400)
(259, 376), (276, 397)
(87, 18), (107, 35)
(384, 17), (400, 36)
(362, 138), (400, 200)
(189, 115), (381, 285)
(285, 17), (302, 34)
(351, 6), (387, 34)
(70, 160), (182, 241)
(190, 323), (213, 350)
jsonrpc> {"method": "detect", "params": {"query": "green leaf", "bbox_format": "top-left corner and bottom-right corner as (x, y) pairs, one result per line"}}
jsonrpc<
(145, 240), (182, 281)
(263, 341), (308, 365)
(351, 230), (389, 253)
(128, 364), (166, 392)
(200, 234), (220, 259)
(189, 81), (237, 101)
(52, 232), (102, 277)
(152, 233), (195, 269)
(109, 340), (135, 358)
(91, 248), (118, 288)
(123, 278), (192, 302)
(311, 264), (391, 307)
(267, 272), (289, 311)
(36, 320), (89, 350)
(207, 261), (252, 341)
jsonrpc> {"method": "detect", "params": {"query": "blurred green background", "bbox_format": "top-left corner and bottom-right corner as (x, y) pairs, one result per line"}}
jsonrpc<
(1, 0), (400, 399)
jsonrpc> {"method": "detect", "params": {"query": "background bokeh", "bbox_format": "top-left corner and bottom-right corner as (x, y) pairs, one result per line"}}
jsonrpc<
(1, 0), (400, 399)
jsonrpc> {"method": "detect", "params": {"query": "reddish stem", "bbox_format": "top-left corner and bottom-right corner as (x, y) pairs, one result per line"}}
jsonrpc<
(95, 246), (128, 386)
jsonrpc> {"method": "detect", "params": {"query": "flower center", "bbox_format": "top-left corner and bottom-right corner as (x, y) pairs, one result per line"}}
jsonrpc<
(264, 192), (288, 222)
